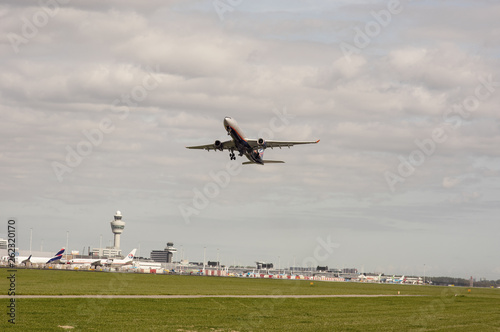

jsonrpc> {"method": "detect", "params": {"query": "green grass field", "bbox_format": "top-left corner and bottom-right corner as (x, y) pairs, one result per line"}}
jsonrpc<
(2, 269), (500, 331)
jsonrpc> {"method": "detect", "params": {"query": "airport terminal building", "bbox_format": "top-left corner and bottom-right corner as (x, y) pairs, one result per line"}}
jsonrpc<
(150, 242), (177, 263)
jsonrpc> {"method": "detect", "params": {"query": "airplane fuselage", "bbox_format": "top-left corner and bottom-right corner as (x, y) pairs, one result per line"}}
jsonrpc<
(13, 256), (58, 264)
(223, 117), (264, 164)
(68, 258), (133, 266)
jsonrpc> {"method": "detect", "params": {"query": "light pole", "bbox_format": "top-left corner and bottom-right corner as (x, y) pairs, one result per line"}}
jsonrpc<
(203, 247), (206, 275)
(29, 228), (33, 255)
(66, 231), (69, 260)
(423, 264), (426, 285)
(99, 234), (102, 258)
(217, 248), (220, 271)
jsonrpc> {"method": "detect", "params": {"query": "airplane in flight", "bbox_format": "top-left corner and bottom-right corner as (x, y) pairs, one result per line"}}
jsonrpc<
(68, 249), (137, 267)
(1, 248), (65, 265)
(186, 117), (319, 165)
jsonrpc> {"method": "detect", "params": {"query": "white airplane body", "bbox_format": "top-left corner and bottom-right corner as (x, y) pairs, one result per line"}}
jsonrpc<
(1, 248), (65, 265)
(387, 275), (406, 283)
(404, 277), (423, 285)
(106, 249), (137, 266)
(68, 257), (104, 266)
(186, 117), (319, 165)
(359, 274), (382, 282)
(68, 249), (136, 267)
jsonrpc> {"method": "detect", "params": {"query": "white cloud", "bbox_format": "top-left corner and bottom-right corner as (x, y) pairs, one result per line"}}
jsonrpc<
(0, 0), (499, 279)
(443, 177), (462, 189)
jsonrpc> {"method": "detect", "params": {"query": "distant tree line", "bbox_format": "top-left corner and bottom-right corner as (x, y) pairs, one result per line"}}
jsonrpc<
(429, 277), (500, 288)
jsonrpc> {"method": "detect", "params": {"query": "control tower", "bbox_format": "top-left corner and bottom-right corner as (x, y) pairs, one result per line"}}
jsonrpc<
(110, 211), (125, 249)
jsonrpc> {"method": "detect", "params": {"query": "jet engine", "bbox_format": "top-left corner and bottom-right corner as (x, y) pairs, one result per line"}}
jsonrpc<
(257, 138), (266, 148)
(214, 140), (223, 151)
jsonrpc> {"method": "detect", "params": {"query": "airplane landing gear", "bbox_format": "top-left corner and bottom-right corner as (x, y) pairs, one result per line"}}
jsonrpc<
(229, 151), (236, 160)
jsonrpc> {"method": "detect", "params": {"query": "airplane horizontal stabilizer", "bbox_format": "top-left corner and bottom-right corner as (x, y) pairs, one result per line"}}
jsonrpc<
(242, 160), (285, 165)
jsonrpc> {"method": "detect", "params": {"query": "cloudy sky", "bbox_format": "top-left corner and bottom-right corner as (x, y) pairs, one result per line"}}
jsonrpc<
(1, 0), (499, 279)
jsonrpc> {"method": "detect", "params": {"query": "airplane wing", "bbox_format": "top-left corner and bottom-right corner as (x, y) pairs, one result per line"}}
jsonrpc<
(242, 160), (285, 165)
(91, 260), (103, 267)
(246, 139), (320, 149)
(186, 140), (236, 151)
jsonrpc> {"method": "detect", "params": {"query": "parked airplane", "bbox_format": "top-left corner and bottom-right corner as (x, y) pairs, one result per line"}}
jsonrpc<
(68, 249), (137, 267)
(404, 276), (423, 285)
(106, 249), (137, 266)
(359, 273), (382, 282)
(1, 248), (65, 265)
(186, 117), (320, 165)
(68, 256), (105, 267)
(387, 275), (406, 284)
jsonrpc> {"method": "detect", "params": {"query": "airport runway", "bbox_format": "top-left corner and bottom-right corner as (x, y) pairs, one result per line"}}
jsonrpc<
(1, 294), (423, 299)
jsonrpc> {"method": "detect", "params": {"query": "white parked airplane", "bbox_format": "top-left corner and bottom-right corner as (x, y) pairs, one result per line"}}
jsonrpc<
(68, 249), (137, 267)
(68, 256), (105, 267)
(106, 249), (137, 266)
(387, 275), (406, 284)
(359, 273), (382, 282)
(186, 117), (320, 165)
(1, 248), (65, 265)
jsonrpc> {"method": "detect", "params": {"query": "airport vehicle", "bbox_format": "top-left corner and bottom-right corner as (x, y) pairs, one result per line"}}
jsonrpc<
(186, 117), (320, 165)
(68, 249), (136, 267)
(1, 248), (65, 265)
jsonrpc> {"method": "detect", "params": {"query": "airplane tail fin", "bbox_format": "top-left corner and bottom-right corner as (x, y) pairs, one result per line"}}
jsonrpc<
(46, 248), (65, 264)
(126, 249), (137, 261)
(22, 255), (32, 265)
